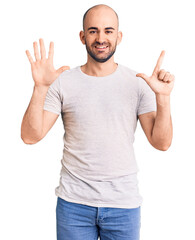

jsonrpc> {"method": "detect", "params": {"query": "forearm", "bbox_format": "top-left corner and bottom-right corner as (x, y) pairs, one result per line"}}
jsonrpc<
(21, 85), (49, 144)
(151, 94), (173, 150)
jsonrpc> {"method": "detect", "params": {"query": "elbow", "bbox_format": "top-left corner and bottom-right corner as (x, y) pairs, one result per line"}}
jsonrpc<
(151, 134), (173, 151)
(21, 134), (41, 145)
(20, 127), (43, 145)
(22, 140), (37, 145)
(158, 145), (170, 151)
(21, 137), (37, 145)
(152, 141), (172, 151)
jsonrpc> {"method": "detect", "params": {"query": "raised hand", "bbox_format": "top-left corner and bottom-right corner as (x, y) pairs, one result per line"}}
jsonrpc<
(26, 38), (70, 87)
(136, 51), (175, 96)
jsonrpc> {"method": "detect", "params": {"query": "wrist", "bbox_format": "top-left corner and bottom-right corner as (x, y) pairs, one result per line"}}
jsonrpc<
(34, 84), (49, 90)
(33, 84), (49, 95)
(155, 94), (170, 107)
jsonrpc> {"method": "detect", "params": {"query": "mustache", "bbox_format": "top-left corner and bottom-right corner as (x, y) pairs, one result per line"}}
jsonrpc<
(92, 42), (109, 47)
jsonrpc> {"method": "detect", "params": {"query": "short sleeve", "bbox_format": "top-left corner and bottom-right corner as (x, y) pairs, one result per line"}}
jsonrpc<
(43, 76), (62, 115)
(137, 77), (157, 116)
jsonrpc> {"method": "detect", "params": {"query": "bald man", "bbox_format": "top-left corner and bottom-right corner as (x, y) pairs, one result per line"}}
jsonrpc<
(22, 4), (174, 240)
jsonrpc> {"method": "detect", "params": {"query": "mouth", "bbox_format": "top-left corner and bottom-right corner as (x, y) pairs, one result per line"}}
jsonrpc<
(95, 46), (108, 50)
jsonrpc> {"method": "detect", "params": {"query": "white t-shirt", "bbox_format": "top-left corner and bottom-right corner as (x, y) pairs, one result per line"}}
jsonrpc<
(43, 64), (157, 208)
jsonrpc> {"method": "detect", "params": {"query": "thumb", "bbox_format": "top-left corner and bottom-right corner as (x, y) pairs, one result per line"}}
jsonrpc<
(136, 73), (150, 83)
(56, 65), (70, 74)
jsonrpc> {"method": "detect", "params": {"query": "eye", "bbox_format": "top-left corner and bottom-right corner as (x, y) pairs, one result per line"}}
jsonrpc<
(89, 31), (96, 34)
(106, 31), (113, 34)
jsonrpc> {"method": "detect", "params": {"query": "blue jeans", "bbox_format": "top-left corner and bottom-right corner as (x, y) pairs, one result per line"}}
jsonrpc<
(56, 197), (141, 240)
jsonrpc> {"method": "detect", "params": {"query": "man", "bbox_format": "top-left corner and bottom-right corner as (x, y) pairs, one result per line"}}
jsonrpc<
(21, 4), (175, 240)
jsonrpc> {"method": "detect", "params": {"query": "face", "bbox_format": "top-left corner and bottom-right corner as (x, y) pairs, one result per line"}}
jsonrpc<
(80, 7), (122, 63)
(85, 28), (118, 63)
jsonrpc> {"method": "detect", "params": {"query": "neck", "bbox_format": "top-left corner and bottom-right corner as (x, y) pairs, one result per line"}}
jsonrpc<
(81, 56), (118, 77)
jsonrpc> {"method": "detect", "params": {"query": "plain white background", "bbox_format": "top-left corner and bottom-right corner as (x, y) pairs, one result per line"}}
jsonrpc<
(0, 0), (195, 239)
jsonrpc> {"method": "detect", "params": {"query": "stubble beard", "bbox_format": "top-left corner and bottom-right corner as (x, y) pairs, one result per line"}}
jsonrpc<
(85, 40), (117, 63)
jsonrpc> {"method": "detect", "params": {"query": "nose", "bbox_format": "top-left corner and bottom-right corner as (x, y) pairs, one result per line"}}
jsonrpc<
(96, 31), (106, 44)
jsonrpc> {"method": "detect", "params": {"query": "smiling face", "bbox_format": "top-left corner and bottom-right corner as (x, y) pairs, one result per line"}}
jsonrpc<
(80, 5), (122, 63)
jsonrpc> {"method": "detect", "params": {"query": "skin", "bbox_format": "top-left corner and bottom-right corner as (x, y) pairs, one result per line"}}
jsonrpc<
(22, 4), (175, 151)
(136, 51), (175, 151)
(79, 5), (122, 77)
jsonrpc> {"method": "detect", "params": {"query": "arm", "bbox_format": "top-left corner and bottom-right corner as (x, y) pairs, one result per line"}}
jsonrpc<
(138, 94), (173, 151)
(136, 51), (175, 151)
(21, 38), (69, 144)
(21, 85), (59, 144)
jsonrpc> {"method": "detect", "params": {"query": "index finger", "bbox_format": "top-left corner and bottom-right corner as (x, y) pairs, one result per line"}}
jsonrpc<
(152, 50), (165, 75)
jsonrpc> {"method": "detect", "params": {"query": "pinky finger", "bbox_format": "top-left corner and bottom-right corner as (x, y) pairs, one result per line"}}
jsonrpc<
(169, 74), (175, 82)
(25, 50), (34, 65)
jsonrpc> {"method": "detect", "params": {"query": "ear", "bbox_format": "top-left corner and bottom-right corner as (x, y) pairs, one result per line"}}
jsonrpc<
(79, 30), (85, 45)
(117, 31), (123, 45)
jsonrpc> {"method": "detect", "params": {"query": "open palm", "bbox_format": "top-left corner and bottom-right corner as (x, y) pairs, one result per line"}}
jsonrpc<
(26, 38), (70, 87)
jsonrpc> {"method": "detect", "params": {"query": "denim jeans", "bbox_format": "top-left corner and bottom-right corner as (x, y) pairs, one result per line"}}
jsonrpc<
(56, 197), (141, 240)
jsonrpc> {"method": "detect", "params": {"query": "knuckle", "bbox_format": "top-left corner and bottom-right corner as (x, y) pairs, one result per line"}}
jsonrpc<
(165, 72), (170, 77)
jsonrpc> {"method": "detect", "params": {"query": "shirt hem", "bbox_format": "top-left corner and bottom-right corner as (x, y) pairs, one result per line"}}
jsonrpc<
(55, 192), (143, 209)
(43, 106), (61, 115)
(137, 108), (156, 116)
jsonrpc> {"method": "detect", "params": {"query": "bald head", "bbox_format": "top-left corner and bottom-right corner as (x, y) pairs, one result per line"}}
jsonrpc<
(82, 4), (119, 31)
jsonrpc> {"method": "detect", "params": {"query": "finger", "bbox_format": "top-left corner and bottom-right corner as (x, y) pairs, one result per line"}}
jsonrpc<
(33, 41), (40, 61)
(158, 69), (166, 80)
(136, 73), (150, 83)
(39, 38), (46, 59)
(163, 72), (171, 82)
(168, 74), (175, 82)
(153, 50), (165, 76)
(48, 41), (54, 61)
(56, 66), (70, 74)
(63, 66), (70, 70)
(25, 50), (34, 65)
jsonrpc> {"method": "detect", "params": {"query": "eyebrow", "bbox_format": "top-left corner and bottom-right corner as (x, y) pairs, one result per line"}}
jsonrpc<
(87, 27), (115, 31)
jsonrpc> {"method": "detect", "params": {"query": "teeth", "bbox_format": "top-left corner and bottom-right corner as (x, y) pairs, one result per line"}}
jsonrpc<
(96, 46), (107, 49)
